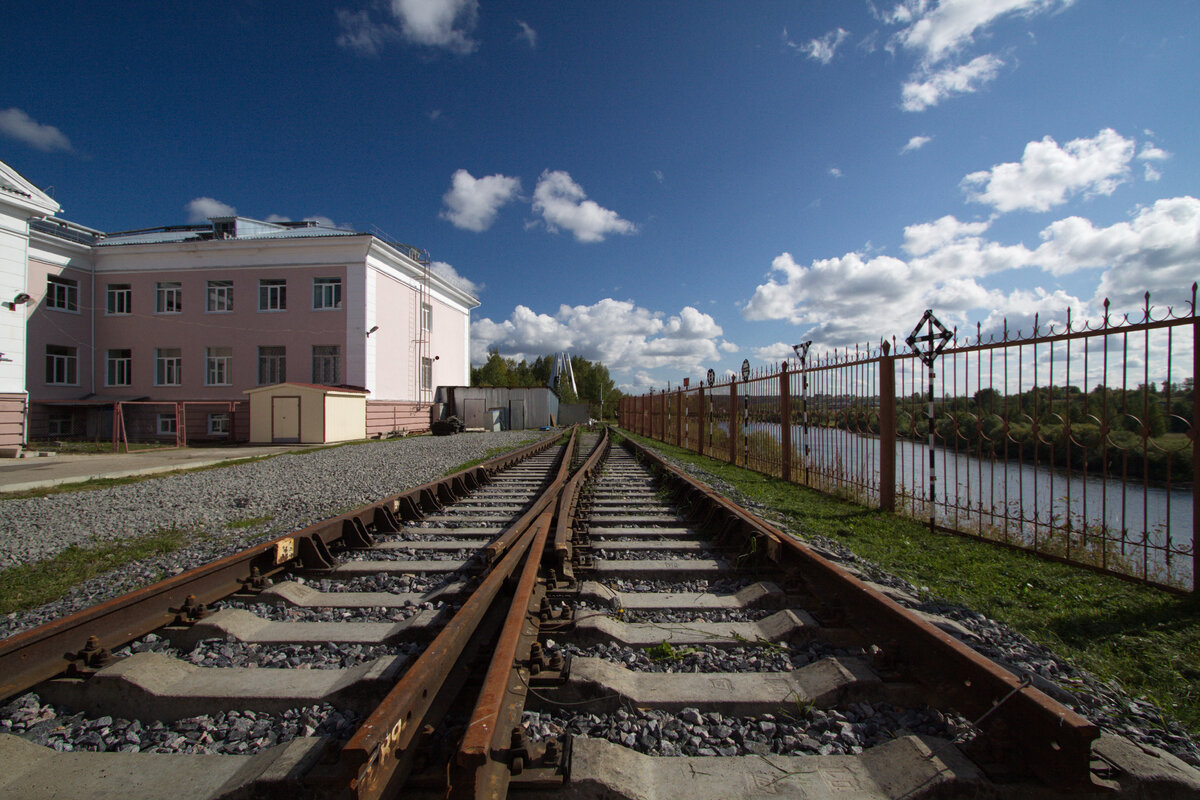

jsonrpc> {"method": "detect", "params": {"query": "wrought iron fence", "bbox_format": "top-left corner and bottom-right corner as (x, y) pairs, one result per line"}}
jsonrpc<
(619, 287), (1199, 593)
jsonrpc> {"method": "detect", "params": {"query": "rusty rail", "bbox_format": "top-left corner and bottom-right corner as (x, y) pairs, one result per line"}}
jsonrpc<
(335, 428), (580, 799)
(0, 429), (563, 704)
(619, 434), (1100, 791)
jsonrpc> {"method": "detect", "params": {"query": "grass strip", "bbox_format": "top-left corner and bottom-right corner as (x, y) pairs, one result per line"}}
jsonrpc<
(621, 431), (1200, 735)
(0, 528), (189, 615)
(440, 436), (543, 476)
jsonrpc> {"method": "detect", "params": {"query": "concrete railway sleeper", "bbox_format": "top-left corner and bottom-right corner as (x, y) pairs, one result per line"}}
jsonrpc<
(1, 426), (1198, 798)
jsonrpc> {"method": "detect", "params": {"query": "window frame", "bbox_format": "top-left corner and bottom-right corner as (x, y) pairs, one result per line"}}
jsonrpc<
(207, 412), (230, 436)
(205, 346), (233, 386)
(106, 283), (131, 315)
(258, 278), (287, 311)
(257, 345), (286, 386)
(206, 280), (234, 313)
(155, 348), (182, 386)
(312, 277), (342, 310)
(46, 275), (79, 313)
(311, 345), (340, 385)
(157, 414), (177, 435)
(420, 356), (433, 392)
(45, 344), (78, 385)
(421, 302), (433, 332)
(155, 281), (183, 314)
(106, 348), (132, 387)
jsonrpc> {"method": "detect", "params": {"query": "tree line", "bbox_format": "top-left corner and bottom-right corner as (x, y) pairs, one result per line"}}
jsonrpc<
(471, 350), (623, 420)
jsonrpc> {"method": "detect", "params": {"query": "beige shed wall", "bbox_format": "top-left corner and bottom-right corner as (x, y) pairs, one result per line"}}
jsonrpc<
(246, 383), (366, 443)
(324, 394), (367, 442)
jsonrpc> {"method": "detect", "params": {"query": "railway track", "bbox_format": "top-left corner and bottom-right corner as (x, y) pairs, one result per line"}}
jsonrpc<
(0, 427), (1197, 799)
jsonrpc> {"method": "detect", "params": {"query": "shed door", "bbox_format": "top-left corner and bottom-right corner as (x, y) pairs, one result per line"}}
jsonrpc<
(509, 400), (526, 430)
(463, 398), (486, 429)
(272, 396), (301, 442)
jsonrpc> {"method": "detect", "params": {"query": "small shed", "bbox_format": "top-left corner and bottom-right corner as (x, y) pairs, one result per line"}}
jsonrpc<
(438, 387), (559, 430)
(245, 383), (369, 444)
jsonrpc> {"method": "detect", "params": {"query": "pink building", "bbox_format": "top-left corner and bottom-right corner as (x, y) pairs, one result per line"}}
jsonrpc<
(4, 168), (478, 449)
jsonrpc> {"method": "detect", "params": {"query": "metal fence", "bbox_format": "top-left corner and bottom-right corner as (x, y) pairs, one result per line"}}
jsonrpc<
(619, 288), (1199, 592)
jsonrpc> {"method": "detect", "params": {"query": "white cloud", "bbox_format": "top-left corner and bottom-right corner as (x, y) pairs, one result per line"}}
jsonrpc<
(1138, 143), (1169, 161)
(752, 342), (798, 361)
(828, 167), (843, 178)
(471, 299), (721, 377)
(439, 169), (522, 232)
(532, 170), (637, 243)
(719, 341), (740, 353)
(0, 108), (73, 153)
(742, 194), (1200, 349)
(900, 53), (1004, 111)
(901, 135), (932, 153)
(652, 169), (664, 184)
(186, 197), (237, 223)
(961, 128), (1134, 213)
(889, 0), (1073, 66)
(901, 215), (991, 256)
(431, 260), (482, 296)
(803, 28), (850, 65)
(1144, 164), (1162, 182)
(336, 0), (479, 56)
(264, 213), (352, 229)
(516, 20), (537, 48)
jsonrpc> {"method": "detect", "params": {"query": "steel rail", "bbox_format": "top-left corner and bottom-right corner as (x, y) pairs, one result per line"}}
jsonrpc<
(336, 428), (580, 799)
(450, 427), (611, 799)
(619, 434), (1101, 792)
(0, 430), (563, 705)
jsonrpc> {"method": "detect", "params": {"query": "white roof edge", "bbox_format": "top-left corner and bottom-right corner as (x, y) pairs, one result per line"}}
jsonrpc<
(0, 160), (60, 217)
(366, 238), (481, 309)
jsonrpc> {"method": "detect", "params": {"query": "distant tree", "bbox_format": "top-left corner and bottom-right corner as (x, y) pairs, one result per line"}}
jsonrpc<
(472, 349), (510, 386)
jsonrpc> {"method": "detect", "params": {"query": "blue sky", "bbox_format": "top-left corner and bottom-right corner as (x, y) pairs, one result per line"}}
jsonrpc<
(4, 1), (1197, 392)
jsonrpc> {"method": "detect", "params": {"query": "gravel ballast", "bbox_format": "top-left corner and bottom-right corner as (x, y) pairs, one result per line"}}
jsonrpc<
(0, 431), (542, 640)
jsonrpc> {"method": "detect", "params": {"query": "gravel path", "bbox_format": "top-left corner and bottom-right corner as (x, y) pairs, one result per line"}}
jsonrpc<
(0, 431), (542, 640)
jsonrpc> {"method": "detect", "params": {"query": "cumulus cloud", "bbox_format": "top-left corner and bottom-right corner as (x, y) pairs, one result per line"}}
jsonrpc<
(264, 213), (351, 229)
(752, 342), (799, 362)
(431, 260), (483, 297)
(531, 170), (637, 243)
(961, 128), (1134, 213)
(440, 169), (522, 232)
(186, 197), (237, 223)
(516, 20), (537, 48)
(471, 299), (722, 377)
(887, 0), (1073, 66)
(901, 135), (932, 153)
(742, 194), (1200, 349)
(802, 28), (850, 64)
(828, 167), (844, 178)
(337, 0), (479, 56)
(900, 54), (1003, 111)
(0, 108), (73, 153)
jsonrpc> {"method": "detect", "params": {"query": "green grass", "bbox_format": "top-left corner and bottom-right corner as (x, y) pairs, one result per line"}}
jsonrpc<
(620, 431), (1200, 736)
(0, 528), (190, 615)
(224, 514), (274, 529)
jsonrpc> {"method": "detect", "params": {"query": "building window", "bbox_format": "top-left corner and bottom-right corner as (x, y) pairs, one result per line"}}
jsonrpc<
(47, 275), (79, 312)
(106, 349), (132, 387)
(155, 348), (182, 386)
(420, 356), (433, 391)
(208, 412), (230, 436)
(47, 411), (74, 437)
(258, 279), (286, 311)
(156, 282), (182, 313)
(206, 280), (234, 312)
(313, 277), (342, 309)
(106, 283), (131, 315)
(157, 414), (177, 436)
(421, 302), (433, 332)
(205, 347), (233, 386)
(45, 345), (78, 385)
(258, 346), (286, 385)
(312, 345), (340, 385)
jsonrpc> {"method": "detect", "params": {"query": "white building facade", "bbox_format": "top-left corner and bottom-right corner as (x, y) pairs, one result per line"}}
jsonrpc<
(1, 159), (478, 449)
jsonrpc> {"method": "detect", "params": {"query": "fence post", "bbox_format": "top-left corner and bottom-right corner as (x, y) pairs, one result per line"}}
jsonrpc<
(729, 380), (739, 464)
(878, 341), (896, 512)
(698, 385), (706, 457)
(676, 389), (684, 446)
(1192, 307), (1198, 593)
(779, 368), (792, 482)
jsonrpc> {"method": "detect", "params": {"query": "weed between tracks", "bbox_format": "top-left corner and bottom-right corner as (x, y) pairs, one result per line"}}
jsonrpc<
(618, 431), (1200, 737)
(0, 528), (188, 615)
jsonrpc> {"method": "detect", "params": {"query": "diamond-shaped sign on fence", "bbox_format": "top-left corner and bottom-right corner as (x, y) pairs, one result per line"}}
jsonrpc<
(905, 309), (954, 366)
